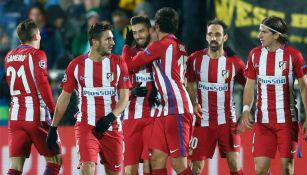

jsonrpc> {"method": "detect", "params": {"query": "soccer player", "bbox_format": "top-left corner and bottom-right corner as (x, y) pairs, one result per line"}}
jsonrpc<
(238, 16), (307, 175)
(46, 23), (131, 175)
(5, 19), (62, 175)
(186, 19), (245, 175)
(123, 7), (194, 175)
(122, 16), (162, 175)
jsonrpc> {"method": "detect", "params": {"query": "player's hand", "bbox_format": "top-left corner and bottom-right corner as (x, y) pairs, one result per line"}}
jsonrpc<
(302, 119), (307, 140)
(131, 83), (148, 97)
(193, 103), (202, 118)
(149, 84), (160, 107)
(125, 27), (134, 46)
(46, 126), (59, 151)
(93, 112), (117, 133)
(235, 111), (253, 134)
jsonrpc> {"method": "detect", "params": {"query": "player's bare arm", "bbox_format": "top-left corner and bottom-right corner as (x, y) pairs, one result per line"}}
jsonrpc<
(46, 90), (72, 150)
(186, 81), (202, 118)
(238, 78), (255, 132)
(112, 89), (130, 116)
(298, 76), (307, 139)
(51, 90), (72, 127)
(93, 89), (129, 133)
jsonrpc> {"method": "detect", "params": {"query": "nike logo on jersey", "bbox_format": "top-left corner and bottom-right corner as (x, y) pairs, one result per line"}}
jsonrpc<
(170, 149), (178, 154)
(114, 164), (121, 168)
(233, 145), (240, 148)
(291, 150), (296, 154)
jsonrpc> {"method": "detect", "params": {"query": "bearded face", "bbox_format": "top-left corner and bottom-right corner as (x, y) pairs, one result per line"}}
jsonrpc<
(206, 24), (227, 53)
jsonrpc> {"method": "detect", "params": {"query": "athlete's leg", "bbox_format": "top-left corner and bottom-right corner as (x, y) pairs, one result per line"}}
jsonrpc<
(44, 155), (62, 175)
(226, 152), (242, 173)
(80, 161), (96, 175)
(254, 157), (271, 175)
(125, 164), (139, 175)
(280, 158), (294, 175)
(190, 160), (205, 175)
(7, 157), (26, 174)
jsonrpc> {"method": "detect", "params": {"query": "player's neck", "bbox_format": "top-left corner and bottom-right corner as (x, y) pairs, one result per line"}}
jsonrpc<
(208, 49), (223, 59)
(158, 32), (170, 40)
(88, 50), (107, 62)
(266, 41), (282, 52)
(23, 42), (39, 49)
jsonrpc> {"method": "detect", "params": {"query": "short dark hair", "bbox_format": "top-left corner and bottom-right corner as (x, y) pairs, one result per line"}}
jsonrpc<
(88, 22), (112, 46)
(154, 7), (178, 34)
(261, 16), (288, 44)
(207, 18), (228, 34)
(130, 16), (151, 28)
(16, 19), (39, 43)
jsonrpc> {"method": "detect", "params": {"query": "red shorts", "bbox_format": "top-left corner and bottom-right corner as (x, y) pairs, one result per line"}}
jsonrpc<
(74, 122), (123, 172)
(8, 121), (61, 157)
(123, 118), (155, 165)
(149, 113), (193, 158)
(253, 122), (295, 159)
(189, 121), (240, 160)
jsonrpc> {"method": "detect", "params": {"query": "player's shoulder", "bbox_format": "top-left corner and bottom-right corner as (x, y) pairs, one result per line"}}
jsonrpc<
(284, 45), (302, 56)
(227, 55), (243, 63)
(34, 49), (47, 58)
(67, 54), (85, 69)
(110, 54), (122, 63)
(190, 49), (204, 58)
(249, 45), (262, 55)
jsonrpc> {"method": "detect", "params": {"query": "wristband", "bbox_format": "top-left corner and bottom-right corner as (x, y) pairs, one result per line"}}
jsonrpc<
(242, 105), (250, 112)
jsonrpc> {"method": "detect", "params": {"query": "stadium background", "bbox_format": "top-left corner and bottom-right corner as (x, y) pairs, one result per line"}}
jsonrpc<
(0, 0), (306, 174)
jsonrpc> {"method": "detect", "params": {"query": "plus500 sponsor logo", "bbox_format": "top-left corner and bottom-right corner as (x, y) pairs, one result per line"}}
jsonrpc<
(135, 73), (153, 82)
(257, 76), (286, 85)
(198, 82), (228, 92)
(83, 87), (115, 96)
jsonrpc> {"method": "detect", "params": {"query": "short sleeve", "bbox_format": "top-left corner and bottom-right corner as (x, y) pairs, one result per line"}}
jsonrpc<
(245, 50), (257, 80)
(233, 56), (246, 86)
(118, 59), (132, 89)
(292, 50), (305, 79)
(61, 61), (77, 93)
(128, 42), (162, 70)
(186, 55), (196, 82)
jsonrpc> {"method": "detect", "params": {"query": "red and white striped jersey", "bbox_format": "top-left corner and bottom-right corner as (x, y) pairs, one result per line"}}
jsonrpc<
(61, 53), (131, 129)
(245, 45), (306, 124)
(125, 35), (193, 116)
(5, 44), (55, 122)
(122, 46), (162, 120)
(186, 49), (246, 127)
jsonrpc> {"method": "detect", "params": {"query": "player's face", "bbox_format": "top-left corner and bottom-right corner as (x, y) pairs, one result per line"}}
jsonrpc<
(28, 8), (44, 25)
(132, 23), (150, 48)
(97, 30), (115, 56)
(258, 25), (279, 48)
(206, 24), (227, 52)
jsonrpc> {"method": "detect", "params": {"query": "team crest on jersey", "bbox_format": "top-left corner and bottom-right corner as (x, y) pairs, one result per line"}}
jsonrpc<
(106, 72), (114, 81)
(62, 73), (67, 82)
(222, 70), (229, 79)
(39, 60), (46, 69)
(279, 61), (287, 71)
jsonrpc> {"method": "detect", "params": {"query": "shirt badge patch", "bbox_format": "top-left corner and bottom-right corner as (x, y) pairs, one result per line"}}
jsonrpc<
(144, 48), (151, 55)
(279, 61), (287, 71)
(62, 73), (67, 82)
(222, 70), (229, 79)
(106, 72), (114, 81)
(39, 60), (46, 69)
